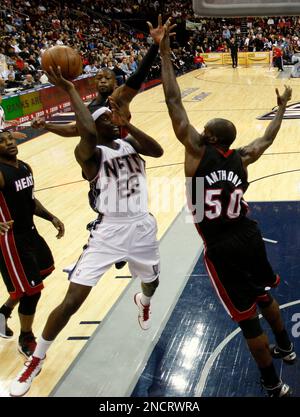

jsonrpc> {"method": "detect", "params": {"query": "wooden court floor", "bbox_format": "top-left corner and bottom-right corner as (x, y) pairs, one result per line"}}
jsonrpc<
(0, 65), (299, 397)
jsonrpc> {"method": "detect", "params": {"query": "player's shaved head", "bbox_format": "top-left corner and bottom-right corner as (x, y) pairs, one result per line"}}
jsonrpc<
(205, 118), (237, 148)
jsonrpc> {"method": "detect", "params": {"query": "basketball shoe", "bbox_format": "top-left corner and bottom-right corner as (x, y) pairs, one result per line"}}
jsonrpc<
(134, 293), (151, 330)
(270, 343), (297, 364)
(261, 379), (291, 397)
(18, 332), (37, 359)
(10, 356), (44, 397)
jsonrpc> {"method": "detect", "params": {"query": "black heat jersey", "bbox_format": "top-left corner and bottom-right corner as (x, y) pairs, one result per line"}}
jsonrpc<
(190, 144), (278, 322)
(0, 160), (54, 299)
(87, 97), (109, 114)
(0, 160), (35, 233)
(190, 144), (250, 245)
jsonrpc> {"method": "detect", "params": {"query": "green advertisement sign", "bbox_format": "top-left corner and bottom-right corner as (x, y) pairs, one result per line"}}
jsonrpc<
(2, 95), (23, 120)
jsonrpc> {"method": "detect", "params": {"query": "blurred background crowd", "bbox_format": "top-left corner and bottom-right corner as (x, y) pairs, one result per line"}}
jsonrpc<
(1, 0), (300, 95)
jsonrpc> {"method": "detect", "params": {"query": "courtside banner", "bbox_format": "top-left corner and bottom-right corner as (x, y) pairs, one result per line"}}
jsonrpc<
(2, 75), (98, 124)
(236, 52), (247, 66)
(1, 95), (23, 120)
(200, 52), (266, 66)
(76, 75), (97, 101)
(222, 52), (234, 65)
(247, 52), (270, 65)
(200, 53), (223, 65)
(19, 90), (43, 115)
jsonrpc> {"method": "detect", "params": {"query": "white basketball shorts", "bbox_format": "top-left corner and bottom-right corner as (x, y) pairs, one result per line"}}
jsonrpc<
(69, 213), (160, 286)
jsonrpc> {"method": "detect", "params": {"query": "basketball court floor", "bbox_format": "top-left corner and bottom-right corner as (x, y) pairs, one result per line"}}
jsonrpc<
(0, 64), (299, 397)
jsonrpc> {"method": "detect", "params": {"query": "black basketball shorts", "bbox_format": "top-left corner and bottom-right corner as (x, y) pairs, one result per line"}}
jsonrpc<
(0, 227), (54, 299)
(204, 223), (279, 322)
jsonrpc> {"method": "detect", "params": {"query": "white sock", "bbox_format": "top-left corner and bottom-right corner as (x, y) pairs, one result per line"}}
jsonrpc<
(33, 336), (53, 359)
(141, 294), (151, 306)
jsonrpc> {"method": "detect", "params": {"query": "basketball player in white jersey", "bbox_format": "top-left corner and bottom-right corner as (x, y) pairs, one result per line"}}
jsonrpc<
(10, 66), (163, 397)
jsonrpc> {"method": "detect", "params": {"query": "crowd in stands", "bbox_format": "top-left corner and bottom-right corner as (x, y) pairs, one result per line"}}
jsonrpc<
(1, 0), (300, 96)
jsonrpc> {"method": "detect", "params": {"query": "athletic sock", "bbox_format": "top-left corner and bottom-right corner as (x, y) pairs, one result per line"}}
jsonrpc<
(259, 363), (280, 387)
(274, 329), (292, 351)
(140, 294), (151, 306)
(33, 336), (53, 359)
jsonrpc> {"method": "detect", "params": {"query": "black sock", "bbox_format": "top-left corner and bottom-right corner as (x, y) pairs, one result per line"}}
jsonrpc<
(0, 304), (13, 319)
(260, 363), (280, 387)
(275, 329), (292, 351)
(19, 330), (34, 339)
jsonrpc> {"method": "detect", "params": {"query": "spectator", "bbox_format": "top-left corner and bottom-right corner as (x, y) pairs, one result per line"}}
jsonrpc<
(119, 57), (132, 78)
(5, 73), (21, 89)
(273, 45), (284, 71)
(194, 52), (205, 69)
(129, 56), (138, 73)
(112, 62), (127, 85)
(1, 65), (16, 81)
(22, 74), (37, 90)
(0, 78), (5, 95)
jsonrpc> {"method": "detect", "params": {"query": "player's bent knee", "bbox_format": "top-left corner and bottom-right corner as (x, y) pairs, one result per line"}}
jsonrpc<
(18, 292), (41, 315)
(238, 316), (263, 339)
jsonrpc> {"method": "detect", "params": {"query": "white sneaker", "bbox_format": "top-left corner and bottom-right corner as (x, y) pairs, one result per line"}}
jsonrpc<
(10, 356), (44, 397)
(134, 293), (151, 330)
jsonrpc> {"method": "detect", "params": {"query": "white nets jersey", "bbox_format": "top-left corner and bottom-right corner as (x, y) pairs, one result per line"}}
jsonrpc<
(88, 139), (148, 218)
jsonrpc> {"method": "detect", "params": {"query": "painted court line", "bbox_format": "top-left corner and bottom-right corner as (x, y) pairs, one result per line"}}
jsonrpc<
(195, 299), (300, 397)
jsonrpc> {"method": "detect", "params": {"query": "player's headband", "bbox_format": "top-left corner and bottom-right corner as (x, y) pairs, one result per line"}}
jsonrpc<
(91, 107), (111, 121)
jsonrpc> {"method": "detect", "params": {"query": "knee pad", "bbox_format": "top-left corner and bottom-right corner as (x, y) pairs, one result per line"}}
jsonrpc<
(18, 292), (41, 316)
(257, 293), (273, 309)
(238, 316), (263, 339)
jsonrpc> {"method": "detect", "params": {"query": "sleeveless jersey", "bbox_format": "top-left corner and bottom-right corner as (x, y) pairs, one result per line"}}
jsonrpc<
(87, 97), (109, 114)
(0, 160), (35, 233)
(89, 139), (148, 218)
(189, 144), (249, 244)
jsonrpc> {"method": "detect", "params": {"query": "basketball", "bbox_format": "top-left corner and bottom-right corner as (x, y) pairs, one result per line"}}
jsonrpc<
(41, 45), (82, 80)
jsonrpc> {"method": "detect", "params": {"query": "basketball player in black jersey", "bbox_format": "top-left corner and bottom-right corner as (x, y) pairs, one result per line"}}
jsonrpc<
(0, 128), (65, 358)
(159, 20), (294, 397)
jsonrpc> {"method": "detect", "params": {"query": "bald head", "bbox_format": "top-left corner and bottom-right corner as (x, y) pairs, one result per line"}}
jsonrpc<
(204, 118), (237, 148)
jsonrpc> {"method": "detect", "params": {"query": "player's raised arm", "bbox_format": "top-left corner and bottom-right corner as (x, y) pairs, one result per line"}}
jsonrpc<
(32, 117), (79, 137)
(46, 66), (99, 179)
(159, 19), (204, 158)
(239, 85), (292, 166)
(109, 97), (163, 158)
